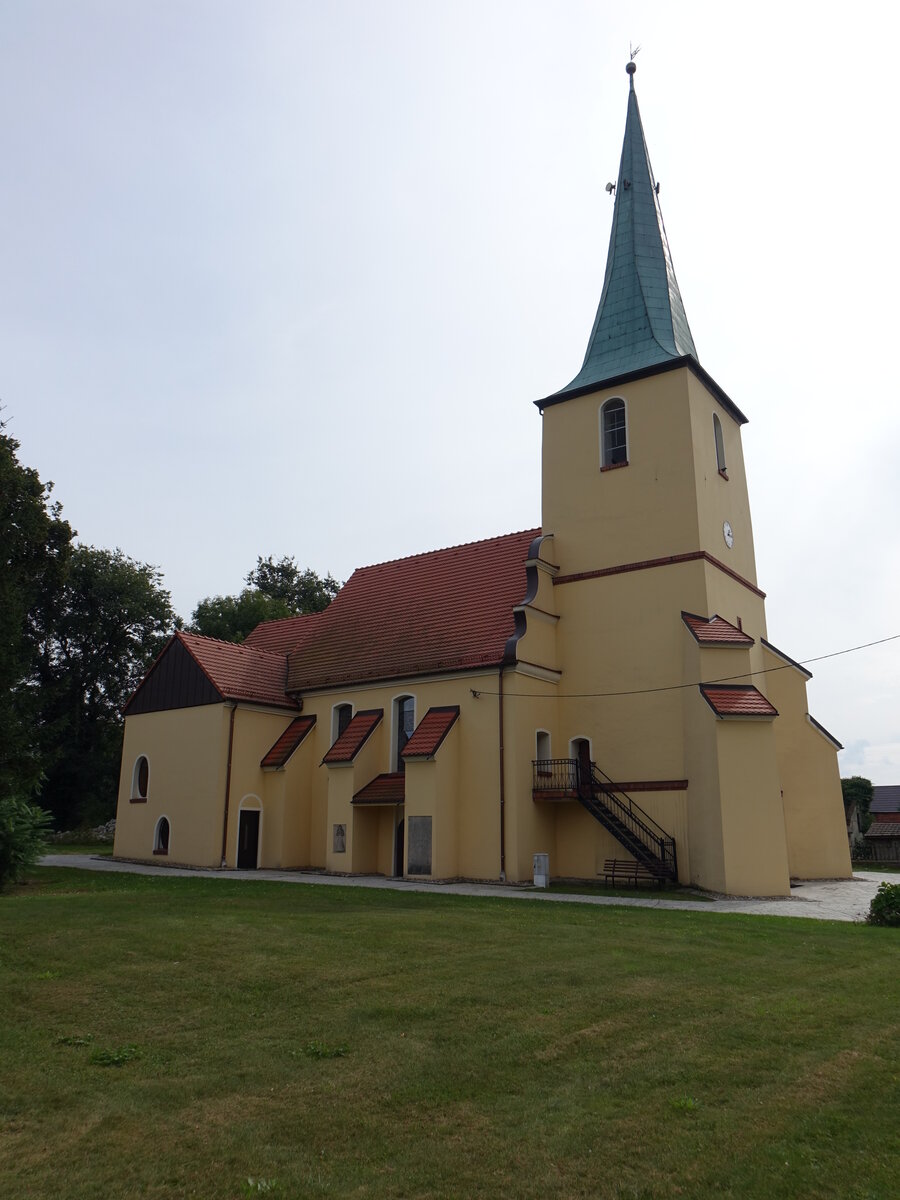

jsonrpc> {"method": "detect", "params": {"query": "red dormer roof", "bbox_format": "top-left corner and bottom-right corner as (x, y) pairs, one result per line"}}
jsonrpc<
(260, 715), (317, 770)
(285, 529), (540, 693)
(323, 709), (383, 764)
(700, 684), (778, 719)
(402, 706), (460, 759)
(352, 773), (406, 805)
(682, 612), (754, 646)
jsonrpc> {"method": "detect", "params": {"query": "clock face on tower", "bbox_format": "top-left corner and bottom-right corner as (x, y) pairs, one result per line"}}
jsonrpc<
(723, 521), (734, 549)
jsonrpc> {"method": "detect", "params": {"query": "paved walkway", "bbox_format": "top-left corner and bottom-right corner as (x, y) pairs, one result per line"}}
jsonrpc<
(41, 855), (895, 923)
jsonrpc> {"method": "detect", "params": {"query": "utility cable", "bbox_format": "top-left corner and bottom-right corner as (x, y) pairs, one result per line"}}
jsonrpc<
(469, 633), (900, 700)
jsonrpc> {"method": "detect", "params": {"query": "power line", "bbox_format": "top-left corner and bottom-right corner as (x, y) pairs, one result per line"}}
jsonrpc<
(470, 633), (900, 700)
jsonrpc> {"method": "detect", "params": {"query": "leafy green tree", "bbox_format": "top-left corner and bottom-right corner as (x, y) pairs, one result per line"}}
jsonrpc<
(35, 546), (176, 828)
(190, 590), (294, 644)
(191, 557), (340, 643)
(841, 776), (874, 833)
(0, 422), (73, 799)
(0, 795), (52, 891)
(247, 556), (340, 613)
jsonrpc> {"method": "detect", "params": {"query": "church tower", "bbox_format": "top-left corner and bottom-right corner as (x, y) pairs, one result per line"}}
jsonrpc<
(536, 62), (850, 896)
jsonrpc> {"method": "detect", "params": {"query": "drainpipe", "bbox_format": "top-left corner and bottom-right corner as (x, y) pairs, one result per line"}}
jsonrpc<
(220, 703), (237, 868)
(498, 666), (506, 881)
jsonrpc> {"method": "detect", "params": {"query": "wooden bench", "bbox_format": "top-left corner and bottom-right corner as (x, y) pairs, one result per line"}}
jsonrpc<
(601, 858), (666, 888)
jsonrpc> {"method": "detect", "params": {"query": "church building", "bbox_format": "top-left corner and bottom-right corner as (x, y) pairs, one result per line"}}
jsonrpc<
(113, 63), (851, 897)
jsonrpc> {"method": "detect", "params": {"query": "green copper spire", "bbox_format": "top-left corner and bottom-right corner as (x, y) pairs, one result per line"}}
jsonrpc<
(556, 61), (697, 397)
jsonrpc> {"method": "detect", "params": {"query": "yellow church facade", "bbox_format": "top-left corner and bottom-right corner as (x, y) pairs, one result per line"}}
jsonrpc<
(114, 64), (850, 897)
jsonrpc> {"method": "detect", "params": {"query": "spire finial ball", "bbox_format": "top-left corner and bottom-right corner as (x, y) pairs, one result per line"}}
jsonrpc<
(626, 61), (636, 76)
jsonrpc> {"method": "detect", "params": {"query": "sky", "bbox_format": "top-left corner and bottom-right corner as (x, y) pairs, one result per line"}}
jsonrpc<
(2, 1), (899, 784)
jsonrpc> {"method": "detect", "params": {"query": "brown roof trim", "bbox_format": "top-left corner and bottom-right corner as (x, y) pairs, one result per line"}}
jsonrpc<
(555, 551), (765, 599)
(535, 356), (749, 426)
(761, 637), (813, 680)
(806, 713), (843, 750)
(605, 779), (688, 792)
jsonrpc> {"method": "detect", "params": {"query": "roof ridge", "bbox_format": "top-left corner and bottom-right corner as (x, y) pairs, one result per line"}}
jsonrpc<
(179, 629), (286, 661)
(351, 527), (541, 572)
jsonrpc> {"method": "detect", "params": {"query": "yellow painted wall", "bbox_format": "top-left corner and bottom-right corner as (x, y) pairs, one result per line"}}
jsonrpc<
(763, 649), (852, 880)
(114, 704), (232, 867)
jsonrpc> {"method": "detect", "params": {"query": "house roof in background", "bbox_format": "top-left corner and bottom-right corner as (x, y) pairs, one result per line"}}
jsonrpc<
(871, 785), (900, 813)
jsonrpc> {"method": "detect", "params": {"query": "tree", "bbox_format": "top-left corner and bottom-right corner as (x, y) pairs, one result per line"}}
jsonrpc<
(841, 776), (874, 834)
(191, 556), (340, 643)
(35, 546), (176, 828)
(0, 422), (73, 799)
(0, 796), (51, 892)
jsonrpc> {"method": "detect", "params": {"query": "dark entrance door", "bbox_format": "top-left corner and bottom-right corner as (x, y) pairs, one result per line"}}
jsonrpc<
(394, 816), (405, 877)
(237, 810), (260, 869)
(576, 740), (593, 799)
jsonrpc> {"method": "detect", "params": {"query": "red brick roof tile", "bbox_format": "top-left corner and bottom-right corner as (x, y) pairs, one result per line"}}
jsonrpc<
(352, 773), (406, 805)
(699, 684), (778, 718)
(323, 709), (383, 764)
(682, 611), (754, 646)
(177, 631), (297, 709)
(260, 715), (317, 769)
(285, 529), (540, 692)
(402, 706), (460, 759)
(243, 611), (324, 655)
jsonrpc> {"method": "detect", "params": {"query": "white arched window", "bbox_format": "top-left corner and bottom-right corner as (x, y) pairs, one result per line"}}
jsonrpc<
(332, 703), (353, 743)
(713, 413), (727, 476)
(600, 398), (628, 468)
(131, 755), (149, 801)
(393, 695), (416, 772)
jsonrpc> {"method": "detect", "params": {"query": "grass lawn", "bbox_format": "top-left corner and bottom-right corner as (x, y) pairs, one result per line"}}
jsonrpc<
(1, 868), (897, 1200)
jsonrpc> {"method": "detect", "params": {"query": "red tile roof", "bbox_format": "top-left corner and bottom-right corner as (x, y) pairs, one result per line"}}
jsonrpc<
(285, 529), (540, 692)
(699, 684), (778, 718)
(682, 611), (754, 646)
(243, 612), (323, 655)
(177, 631), (297, 709)
(323, 709), (383, 764)
(352, 773), (406, 805)
(260, 715), (317, 769)
(402, 706), (460, 759)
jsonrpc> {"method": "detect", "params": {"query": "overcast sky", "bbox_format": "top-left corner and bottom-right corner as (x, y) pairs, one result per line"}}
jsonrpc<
(3, 1), (898, 784)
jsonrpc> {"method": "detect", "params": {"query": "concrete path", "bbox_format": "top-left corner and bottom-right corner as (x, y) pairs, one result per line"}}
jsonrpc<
(41, 854), (896, 923)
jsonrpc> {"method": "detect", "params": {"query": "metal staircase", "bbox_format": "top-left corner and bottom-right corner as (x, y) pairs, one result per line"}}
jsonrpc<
(532, 758), (677, 882)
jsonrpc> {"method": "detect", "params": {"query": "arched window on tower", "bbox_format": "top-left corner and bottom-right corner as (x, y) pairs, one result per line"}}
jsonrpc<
(713, 413), (727, 477)
(600, 398), (628, 468)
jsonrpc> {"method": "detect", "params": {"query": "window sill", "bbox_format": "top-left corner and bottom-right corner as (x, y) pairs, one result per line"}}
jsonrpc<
(153, 848), (168, 856)
(718, 469), (729, 480)
(600, 460), (629, 473)
(130, 796), (147, 804)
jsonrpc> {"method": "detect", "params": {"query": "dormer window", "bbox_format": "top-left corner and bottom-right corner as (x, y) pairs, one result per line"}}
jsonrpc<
(600, 398), (628, 469)
(713, 413), (727, 477)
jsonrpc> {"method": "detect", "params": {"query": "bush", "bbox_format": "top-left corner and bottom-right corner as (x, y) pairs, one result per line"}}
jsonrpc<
(0, 796), (52, 891)
(867, 881), (900, 927)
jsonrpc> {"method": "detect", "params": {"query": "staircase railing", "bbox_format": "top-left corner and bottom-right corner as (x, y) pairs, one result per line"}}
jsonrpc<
(532, 757), (677, 880)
